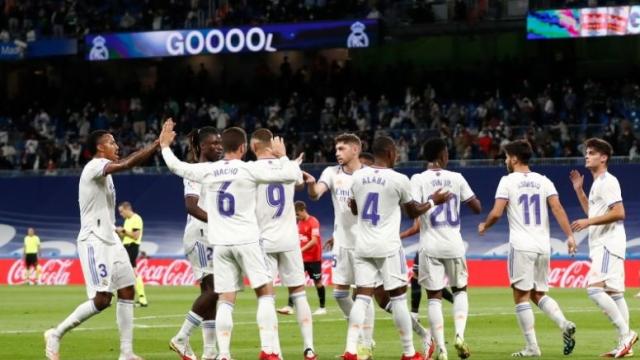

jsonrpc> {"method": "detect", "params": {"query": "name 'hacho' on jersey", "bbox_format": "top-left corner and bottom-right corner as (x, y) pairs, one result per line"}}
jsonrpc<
(161, 148), (301, 246)
(495, 171), (558, 254)
(351, 167), (413, 258)
(255, 158), (303, 253)
(588, 172), (626, 259)
(410, 169), (475, 258)
(318, 165), (361, 249)
(183, 178), (208, 252)
(77, 158), (118, 244)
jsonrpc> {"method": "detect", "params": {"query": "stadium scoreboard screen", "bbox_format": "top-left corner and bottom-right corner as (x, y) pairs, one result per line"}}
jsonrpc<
(527, 5), (640, 39)
(85, 19), (378, 60)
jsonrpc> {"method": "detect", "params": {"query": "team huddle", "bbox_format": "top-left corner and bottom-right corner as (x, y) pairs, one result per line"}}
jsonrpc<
(43, 117), (638, 360)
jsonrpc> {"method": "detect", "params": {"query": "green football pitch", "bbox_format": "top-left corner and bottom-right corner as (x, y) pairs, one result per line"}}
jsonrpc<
(1, 286), (638, 359)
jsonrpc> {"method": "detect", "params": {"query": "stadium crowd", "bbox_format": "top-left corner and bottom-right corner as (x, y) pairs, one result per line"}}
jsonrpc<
(1, 55), (639, 172)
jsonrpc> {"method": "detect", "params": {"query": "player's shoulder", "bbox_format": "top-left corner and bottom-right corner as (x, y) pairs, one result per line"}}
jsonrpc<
(602, 171), (621, 185)
(81, 157), (109, 174)
(322, 164), (341, 174)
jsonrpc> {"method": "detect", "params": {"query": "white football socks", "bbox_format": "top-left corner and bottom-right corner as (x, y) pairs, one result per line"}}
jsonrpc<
(346, 295), (370, 354)
(391, 294), (416, 357)
(117, 299), (135, 355)
(54, 299), (100, 338)
(292, 291), (315, 351)
(588, 288), (629, 336)
(453, 291), (469, 339)
(537, 295), (567, 329)
(515, 302), (538, 349)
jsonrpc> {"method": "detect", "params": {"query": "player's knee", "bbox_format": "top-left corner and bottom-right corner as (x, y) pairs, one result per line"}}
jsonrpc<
(452, 286), (467, 293)
(200, 274), (215, 293)
(93, 292), (113, 311)
(427, 289), (443, 299)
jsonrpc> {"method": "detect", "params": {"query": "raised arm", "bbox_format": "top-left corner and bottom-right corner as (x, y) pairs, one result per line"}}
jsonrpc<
(251, 137), (302, 184)
(104, 141), (159, 175)
(159, 120), (211, 182)
(570, 170), (589, 216)
(548, 195), (577, 255)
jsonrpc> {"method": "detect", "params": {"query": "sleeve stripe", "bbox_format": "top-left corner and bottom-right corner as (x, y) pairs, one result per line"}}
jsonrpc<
(318, 180), (330, 188)
(184, 194), (200, 199)
(495, 196), (509, 200)
(608, 200), (623, 208)
(547, 193), (558, 198)
(462, 195), (477, 203)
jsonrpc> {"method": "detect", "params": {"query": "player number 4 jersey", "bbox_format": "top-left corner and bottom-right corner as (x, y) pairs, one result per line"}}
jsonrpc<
(588, 172), (626, 258)
(410, 169), (475, 258)
(495, 172), (557, 254)
(351, 167), (412, 258)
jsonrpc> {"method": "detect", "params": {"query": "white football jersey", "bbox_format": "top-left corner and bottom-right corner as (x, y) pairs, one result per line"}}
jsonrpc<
(318, 165), (363, 249)
(162, 148), (301, 246)
(411, 169), (475, 258)
(588, 172), (626, 258)
(77, 158), (118, 244)
(183, 178), (208, 252)
(495, 171), (558, 254)
(351, 167), (413, 257)
(255, 158), (303, 253)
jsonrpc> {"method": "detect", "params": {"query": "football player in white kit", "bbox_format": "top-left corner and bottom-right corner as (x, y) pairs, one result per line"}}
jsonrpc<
(169, 127), (222, 360)
(160, 121), (301, 360)
(305, 134), (432, 358)
(251, 128), (317, 360)
(411, 138), (482, 360)
(343, 136), (450, 360)
(479, 140), (577, 357)
(45, 129), (161, 360)
(570, 138), (638, 358)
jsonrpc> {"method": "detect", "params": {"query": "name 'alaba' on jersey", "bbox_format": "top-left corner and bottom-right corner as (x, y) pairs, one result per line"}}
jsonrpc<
(410, 169), (475, 258)
(254, 158), (304, 253)
(162, 148), (301, 246)
(495, 171), (558, 254)
(351, 166), (413, 258)
(78, 158), (118, 243)
(318, 165), (362, 249)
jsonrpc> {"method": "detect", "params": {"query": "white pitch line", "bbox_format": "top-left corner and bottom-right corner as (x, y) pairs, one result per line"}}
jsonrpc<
(0, 308), (605, 335)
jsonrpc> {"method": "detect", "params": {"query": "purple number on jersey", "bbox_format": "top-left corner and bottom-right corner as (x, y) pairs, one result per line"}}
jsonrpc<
(217, 181), (235, 217)
(266, 183), (285, 218)
(518, 193), (541, 225)
(429, 194), (459, 227)
(362, 192), (380, 226)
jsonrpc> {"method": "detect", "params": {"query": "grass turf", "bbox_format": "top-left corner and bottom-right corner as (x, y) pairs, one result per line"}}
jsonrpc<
(0, 285), (637, 359)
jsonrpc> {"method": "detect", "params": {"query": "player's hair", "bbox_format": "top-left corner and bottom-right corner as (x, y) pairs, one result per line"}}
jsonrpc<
(221, 127), (247, 152)
(118, 201), (132, 210)
(294, 201), (307, 211)
(503, 140), (532, 165)
(585, 137), (613, 164)
(371, 136), (396, 158)
(189, 126), (219, 159)
(87, 130), (110, 156)
(335, 133), (361, 147)
(422, 137), (447, 162)
(251, 128), (273, 144)
(359, 152), (374, 163)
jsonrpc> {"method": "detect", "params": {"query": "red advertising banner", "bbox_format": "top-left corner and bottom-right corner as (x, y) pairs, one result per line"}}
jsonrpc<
(3, 258), (640, 287)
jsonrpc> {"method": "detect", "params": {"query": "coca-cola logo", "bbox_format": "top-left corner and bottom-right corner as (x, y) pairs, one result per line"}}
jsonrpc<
(136, 259), (196, 286)
(7, 259), (75, 285)
(548, 261), (591, 288)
